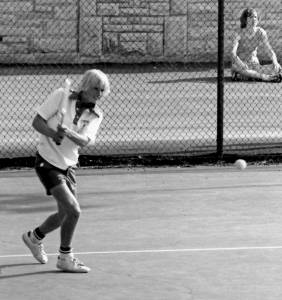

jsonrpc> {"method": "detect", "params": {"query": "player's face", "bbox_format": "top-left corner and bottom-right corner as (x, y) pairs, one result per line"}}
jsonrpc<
(247, 11), (258, 27)
(81, 84), (105, 105)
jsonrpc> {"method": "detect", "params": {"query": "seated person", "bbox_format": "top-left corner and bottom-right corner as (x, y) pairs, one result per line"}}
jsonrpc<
(231, 8), (281, 82)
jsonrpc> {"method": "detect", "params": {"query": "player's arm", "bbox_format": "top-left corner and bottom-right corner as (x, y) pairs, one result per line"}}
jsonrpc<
(261, 28), (281, 71)
(58, 124), (90, 148)
(32, 114), (65, 144)
(59, 111), (103, 148)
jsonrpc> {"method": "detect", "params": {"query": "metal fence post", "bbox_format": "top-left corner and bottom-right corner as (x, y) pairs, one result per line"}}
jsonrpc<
(217, 0), (224, 159)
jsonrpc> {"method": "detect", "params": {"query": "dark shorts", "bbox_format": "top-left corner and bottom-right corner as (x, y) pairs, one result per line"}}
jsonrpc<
(35, 152), (77, 196)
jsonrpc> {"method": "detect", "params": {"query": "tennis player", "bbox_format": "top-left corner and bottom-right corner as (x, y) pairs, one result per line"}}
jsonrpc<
(231, 8), (282, 82)
(22, 69), (110, 273)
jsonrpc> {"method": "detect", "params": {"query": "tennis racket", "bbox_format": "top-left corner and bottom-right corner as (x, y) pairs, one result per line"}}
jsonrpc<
(56, 78), (71, 145)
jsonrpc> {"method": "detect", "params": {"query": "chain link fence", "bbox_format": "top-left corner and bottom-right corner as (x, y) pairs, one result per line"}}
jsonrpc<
(224, 1), (282, 155)
(1, 0), (282, 165)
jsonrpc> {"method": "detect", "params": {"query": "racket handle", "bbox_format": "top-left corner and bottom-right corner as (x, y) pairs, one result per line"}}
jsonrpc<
(56, 134), (64, 145)
(56, 109), (66, 145)
(55, 132), (64, 145)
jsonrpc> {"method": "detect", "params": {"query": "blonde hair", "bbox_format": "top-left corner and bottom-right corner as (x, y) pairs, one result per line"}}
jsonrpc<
(78, 69), (110, 97)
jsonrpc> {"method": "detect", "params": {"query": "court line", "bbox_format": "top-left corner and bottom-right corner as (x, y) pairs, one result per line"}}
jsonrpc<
(2, 245), (282, 259)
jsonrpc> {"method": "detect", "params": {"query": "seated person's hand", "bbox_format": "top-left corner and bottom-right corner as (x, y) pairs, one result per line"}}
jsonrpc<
(233, 56), (248, 71)
(273, 62), (282, 73)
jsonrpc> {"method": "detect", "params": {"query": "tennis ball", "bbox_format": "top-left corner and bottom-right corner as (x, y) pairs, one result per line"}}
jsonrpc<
(234, 159), (247, 170)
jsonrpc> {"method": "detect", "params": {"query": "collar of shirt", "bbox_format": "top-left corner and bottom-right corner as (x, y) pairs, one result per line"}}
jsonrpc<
(75, 101), (100, 118)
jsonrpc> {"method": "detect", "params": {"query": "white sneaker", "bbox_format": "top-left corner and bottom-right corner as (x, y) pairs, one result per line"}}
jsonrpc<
(22, 231), (48, 264)
(56, 253), (90, 273)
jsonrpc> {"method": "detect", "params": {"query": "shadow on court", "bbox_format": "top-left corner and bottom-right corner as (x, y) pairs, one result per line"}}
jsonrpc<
(148, 76), (268, 84)
(0, 192), (110, 214)
(0, 262), (39, 269)
(1, 166), (282, 300)
(0, 270), (62, 280)
(0, 262), (61, 280)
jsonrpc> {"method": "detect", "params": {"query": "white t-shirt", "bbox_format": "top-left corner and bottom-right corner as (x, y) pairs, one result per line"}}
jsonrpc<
(36, 88), (103, 170)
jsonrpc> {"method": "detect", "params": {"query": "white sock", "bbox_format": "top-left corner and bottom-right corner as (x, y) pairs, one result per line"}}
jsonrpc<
(29, 231), (40, 244)
(59, 251), (73, 258)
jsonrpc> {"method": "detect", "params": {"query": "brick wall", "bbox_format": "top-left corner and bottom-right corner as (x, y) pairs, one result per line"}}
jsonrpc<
(0, 0), (281, 64)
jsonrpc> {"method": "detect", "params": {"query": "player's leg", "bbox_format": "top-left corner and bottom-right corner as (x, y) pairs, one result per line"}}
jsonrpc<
(37, 202), (66, 234)
(22, 154), (60, 264)
(22, 197), (65, 264)
(51, 182), (90, 273)
(22, 154), (72, 264)
(50, 182), (80, 248)
(39, 166), (77, 236)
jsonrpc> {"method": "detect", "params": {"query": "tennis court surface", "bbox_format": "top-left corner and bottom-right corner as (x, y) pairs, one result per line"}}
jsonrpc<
(1, 165), (282, 300)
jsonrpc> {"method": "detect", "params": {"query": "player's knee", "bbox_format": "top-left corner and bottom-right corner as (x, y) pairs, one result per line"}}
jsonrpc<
(66, 204), (81, 219)
(73, 206), (81, 219)
(75, 206), (81, 218)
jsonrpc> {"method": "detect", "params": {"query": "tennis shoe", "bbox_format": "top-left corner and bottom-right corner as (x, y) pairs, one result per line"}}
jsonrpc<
(56, 253), (90, 273)
(22, 231), (48, 264)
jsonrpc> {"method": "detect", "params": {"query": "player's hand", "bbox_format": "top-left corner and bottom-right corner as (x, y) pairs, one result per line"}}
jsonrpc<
(57, 123), (68, 133)
(53, 125), (67, 145)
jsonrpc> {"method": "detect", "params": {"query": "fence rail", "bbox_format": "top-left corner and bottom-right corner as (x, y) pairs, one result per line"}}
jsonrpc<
(1, 1), (282, 165)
